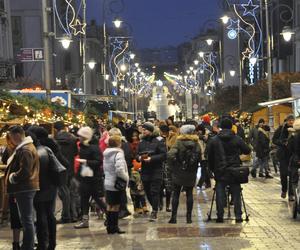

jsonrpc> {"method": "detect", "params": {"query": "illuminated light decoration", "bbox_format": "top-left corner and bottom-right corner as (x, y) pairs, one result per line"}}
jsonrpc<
(198, 51), (204, 58)
(194, 60), (199, 65)
(220, 15), (230, 24)
(228, 29), (238, 40)
(249, 61), (255, 84)
(242, 48), (252, 60)
(87, 60), (96, 69)
(113, 19), (122, 28)
(53, 0), (74, 36)
(229, 70), (236, 77)
(249, 57), (257, 65)
(206, 39), (213, 46)
(111, 38), (124, 50)
(227, 19), (239, 31)
(69, 19), (86, 36)
(241, 0), (259, 16)
(281, 26), (294, 42)
(233, 5), (255, 59)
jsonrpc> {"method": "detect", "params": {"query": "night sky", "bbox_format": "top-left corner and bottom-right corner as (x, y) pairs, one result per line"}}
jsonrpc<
(87, 0), (222, 49)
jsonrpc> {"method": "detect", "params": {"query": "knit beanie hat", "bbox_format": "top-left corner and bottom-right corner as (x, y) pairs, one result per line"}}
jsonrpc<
(220, 118), (233, 129)
(180, 124), (195, 135)
(293, 118), (300, 131)
(202, 114), (211, 124)
(77, 126), (93, 142)
(142, 122), (155, 133)
(159, 124), (170, 133)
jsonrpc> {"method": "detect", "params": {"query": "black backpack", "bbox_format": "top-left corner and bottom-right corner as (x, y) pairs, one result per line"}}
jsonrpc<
(178, 144), (199, 171)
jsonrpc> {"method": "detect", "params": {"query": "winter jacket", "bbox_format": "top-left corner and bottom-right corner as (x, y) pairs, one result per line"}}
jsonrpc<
(248, 126), (259, 148)
(207, 129), (251, 182)
(137, 134), (167, 181)
(256, 128), (270, 159)
(77, 142), (102, 182)
(34, 145), (57, 202)
(167, 134), (201, 187)
(55, 131), (78, 176)
(6, 137), (40, 194)
(272, 124), (290, 160)
(103, 147), (129, 191)
(236, 125), (245, 141)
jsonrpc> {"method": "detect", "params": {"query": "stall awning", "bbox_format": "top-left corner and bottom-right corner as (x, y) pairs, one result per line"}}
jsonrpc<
(258, 97), (296, 107)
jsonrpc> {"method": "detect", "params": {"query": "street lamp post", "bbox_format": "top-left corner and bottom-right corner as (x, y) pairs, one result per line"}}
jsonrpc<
(82, 0), (87, 94)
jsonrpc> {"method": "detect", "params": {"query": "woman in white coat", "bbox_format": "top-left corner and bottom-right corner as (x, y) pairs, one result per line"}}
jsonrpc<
(103, 135), (129, 234)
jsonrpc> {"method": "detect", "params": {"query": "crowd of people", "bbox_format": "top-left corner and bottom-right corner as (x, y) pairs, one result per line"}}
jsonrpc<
(3, 113), (300, 250)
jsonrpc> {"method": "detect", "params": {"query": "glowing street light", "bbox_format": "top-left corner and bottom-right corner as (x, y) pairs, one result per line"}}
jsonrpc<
(112, 81), (117, 87)
(229, 70), (236, 77)
(59, 36), (72, 49)
(120, 64), (127, 72)
(206, 39), (213, 46)
(87, 59), (96, 69)
(113, 18), (122, 28)
(134, 63), (139, 67)
(199, 51), (204, 58)
(129, 53), (135, 59)
(281, 26), (294, 42)
(220, 15), (229, 24)
(194, 60), (199, 65)
(218, 78), (223, 83)
(200, 69), (204, 74)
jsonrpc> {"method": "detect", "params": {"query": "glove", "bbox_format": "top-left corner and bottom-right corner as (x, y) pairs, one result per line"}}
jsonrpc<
(9, 173), (16, 184)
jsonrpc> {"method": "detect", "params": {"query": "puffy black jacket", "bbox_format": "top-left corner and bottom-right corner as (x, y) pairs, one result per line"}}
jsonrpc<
(256, 128), (270, 159)
(167, 134), (201, 187)
(34, 145), (57, 202)
(55, 131), (78, 176)
(207, 129), (251, 181)
(78, 143), (102, 182)
(272, 124), (290, 160)
(137, 134), (166, 181)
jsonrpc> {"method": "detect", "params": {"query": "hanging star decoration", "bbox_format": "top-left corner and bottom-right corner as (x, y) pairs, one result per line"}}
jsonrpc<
(227, 19), (239, 31)
(70, 19), (86, 36)
(241, 0), (259, 16)
(111, 38), (124, 50)
(242, 48), (252, 60)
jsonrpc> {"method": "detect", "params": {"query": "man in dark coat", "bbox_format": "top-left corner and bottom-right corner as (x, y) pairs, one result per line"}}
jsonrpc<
(255, 125), (273, 178)
(137, 122), (166, 221)
(54, 121), (79, 223)
(273, 115), (295, 199)
(207, 118), (251, 223)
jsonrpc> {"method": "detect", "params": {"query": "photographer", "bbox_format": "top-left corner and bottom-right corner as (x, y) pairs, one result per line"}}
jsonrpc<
(137, 122), (166, 222)
(207, 118), (251, 223)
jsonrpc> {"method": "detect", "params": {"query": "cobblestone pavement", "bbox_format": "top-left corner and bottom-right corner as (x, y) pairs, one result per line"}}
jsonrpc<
(1, 173), (300, 250)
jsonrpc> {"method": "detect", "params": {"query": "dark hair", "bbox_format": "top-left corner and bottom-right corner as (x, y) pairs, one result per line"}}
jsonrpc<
(9, 125), (25, 136)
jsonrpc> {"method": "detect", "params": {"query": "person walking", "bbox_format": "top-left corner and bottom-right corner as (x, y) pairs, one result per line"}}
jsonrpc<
(54, 121), (78, 223)
(74, 126), (106, 229)
(5, 126), (39, 250)
(137, 122), (167, 221)
(167, 125), (201, 224)
(250, 119), (266, 178)
(27, 128), (57, 250)
(273, 115), (295, 199)
(103, 135), (129, 234)
(255, 125), (273, 178)
(207, 118), (251, 223)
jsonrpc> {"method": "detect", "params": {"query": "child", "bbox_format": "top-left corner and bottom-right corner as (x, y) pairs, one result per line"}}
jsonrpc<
(130, 161), (148, 215)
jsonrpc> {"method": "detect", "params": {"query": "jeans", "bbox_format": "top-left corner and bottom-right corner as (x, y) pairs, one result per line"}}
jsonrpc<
(69, 177), (81, 219)
(257, 157), (269, 175)
(15, 191), (36, 250)
(252, 153), (264, 174)
(132, 195), (146, 209)
(58, 184), (71, 221)
(216, 181), (242, 219)
(34, 199), (56, 250)
(171, 185), (193, 216)
(279, 158), (293, 196)
(143, 179), (162, 212)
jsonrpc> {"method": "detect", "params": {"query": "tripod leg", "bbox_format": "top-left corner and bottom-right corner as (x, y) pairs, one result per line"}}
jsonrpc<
(241, 188), (249, 221)
(207, 188), (216, 221)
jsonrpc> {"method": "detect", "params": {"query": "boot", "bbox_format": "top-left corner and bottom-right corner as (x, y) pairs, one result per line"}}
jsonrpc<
(106, 211), (113, 234)
(74, 215), (89, 229)
(149, 211), (158, 222)
(12, 242), (20, 250)
(186, 211), (192, 224)
(142, 206), (149, 214)
(112, 211), (125, 234)
(168, 211), (177, 224)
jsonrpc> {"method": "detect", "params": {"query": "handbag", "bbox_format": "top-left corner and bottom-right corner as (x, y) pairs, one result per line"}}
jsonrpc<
(113, 152), (127, 191)
(115, 177), (127, 191)
(45, 147), (67, 187)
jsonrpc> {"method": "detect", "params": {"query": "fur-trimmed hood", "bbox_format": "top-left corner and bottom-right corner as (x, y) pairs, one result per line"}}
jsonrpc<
(176, 134), (199, 142)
